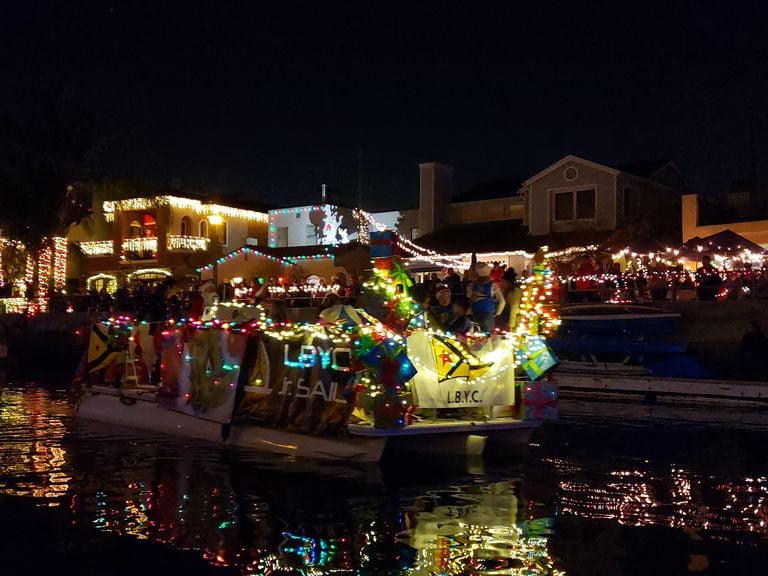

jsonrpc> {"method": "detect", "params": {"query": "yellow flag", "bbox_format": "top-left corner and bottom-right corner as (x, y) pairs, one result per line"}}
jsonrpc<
(430, 334), (490, 382)
(87, 323), (119, 373)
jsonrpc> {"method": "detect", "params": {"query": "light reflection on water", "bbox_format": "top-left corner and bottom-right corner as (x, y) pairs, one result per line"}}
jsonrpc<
(2, 383), (768, 574)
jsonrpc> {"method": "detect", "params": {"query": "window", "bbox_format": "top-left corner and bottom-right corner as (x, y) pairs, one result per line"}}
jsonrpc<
(576, 189), (595, 219)
(624, 188), (639, 217)
(215, 221), (228, 245)
(306, 224), (318, 245)
(276, 226), (288, 247)
(553, 189), (596, 221)
(199, 220), (209, 238)
(180, 216), (192, 236)
(554, 193), (574, 221)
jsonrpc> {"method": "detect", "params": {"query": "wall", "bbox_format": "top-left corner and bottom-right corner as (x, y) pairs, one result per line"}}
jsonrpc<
(268, 205), (360, 247)
(617, 174), (681, 240)
(524, 159), (617, 236)
(418, 162), (453, 235)
(447, 198), (523, 225)
(682, 194), (768, 247)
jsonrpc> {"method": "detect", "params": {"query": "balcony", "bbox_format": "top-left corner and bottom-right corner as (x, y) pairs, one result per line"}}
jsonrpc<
(78, 240), (114, 257)
(167, 235), (210, 252)
(121, 237), (158, 262)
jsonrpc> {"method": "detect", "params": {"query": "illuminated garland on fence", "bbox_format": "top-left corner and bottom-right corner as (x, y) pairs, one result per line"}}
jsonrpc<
(78, 240), (114, 256)
(122, 237), (158, 253)
(196, 246), (335, 273)
(167, 235), (209, 251)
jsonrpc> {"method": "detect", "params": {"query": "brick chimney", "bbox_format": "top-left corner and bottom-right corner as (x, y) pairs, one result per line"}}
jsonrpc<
(419, 161), (453, 235)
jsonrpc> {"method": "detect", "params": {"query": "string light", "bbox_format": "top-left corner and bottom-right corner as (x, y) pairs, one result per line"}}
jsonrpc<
(167, 235), (209, 251)
(78, 240), (114, 256)
(103, 196), (269, 223)
(86, 273), (118, 293)
(121, 237), (158, 253)
(52, 237), (67, 290)
(36, 240), (52, 313)
(196, 246), (335, 273)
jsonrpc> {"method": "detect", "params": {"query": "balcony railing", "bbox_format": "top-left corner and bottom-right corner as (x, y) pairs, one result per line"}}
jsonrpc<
(167, 235), (210, 251)
(78, 240), (114, 256)
(122, 237), (158, 253)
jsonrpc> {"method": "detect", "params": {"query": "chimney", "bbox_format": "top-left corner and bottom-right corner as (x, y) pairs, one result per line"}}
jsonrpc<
(419, 161), (453, 235)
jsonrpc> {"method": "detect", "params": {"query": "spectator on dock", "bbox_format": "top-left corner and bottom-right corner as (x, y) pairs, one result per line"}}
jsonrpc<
(696, 255), (722, 301)
(740, 320), (768, 380)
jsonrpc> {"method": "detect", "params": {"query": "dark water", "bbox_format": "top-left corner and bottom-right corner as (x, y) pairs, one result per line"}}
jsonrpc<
(2, 380), (768, 575)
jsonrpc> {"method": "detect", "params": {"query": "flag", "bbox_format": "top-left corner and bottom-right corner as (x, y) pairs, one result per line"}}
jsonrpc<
(87, 323), (119, 373)
(430, 334), (490, 382)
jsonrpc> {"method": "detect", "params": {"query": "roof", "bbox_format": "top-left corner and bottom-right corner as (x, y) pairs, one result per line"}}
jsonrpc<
(522, 154), (679, 188)
(451, 178), (524, 203)
(610, 159), (672, 179)
(413, 220), (539, 253)
(522, 155), (620, 186)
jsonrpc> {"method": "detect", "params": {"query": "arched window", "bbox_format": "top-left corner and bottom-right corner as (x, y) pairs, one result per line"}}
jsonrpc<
(180, 216), (192, 236)
(199, 220), (209, 238)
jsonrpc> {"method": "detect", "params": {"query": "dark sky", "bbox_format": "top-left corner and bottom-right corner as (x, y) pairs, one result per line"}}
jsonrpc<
(3, 1), (768, 211)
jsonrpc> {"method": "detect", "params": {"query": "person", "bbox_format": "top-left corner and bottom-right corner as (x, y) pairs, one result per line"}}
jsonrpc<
(696, 255), (722, 301)
(430, 285), (453, 328)
(269, 299), (288, 323)
(468, 263), (504, 333)
(444, 268), (464, 299)
(497, 268), (522, 330)
(408, 283), (441, 330)
(740, 320), (768, 380)
(447, 295), (474, 335)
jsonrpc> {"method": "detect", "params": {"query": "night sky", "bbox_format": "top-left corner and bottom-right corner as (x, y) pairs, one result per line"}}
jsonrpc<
(3, 1), (768, 211)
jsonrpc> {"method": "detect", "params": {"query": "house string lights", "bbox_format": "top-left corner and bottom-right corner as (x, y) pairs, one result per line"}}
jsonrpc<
(78, 240), (115, 256)
(102, 196), (268, 223)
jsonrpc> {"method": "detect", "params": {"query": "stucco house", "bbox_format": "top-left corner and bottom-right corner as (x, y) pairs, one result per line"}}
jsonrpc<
(521, 155), (685, 241)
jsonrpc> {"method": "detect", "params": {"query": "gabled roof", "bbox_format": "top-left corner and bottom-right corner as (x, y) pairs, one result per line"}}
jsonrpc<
(610, 159), (672, 180)
(414, 220), (538, 253)
(522, 155), (620, 186)
(522, 155), (680, 188)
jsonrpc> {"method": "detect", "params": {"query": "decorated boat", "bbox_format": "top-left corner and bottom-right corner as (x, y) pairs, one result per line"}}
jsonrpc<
(73, 233), (559, 462)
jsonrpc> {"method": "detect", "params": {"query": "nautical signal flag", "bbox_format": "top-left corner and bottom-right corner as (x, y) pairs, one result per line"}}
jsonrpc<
(87, 323), (119, 373)
(430, 334), (490, 382)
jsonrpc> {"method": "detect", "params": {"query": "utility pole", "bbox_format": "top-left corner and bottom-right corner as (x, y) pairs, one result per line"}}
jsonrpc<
(357, 147), (363, 210)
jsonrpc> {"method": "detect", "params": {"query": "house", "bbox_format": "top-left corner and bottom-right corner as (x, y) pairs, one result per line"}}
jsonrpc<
(521, 155), (684, 241)
(682, 193), (768, 247)
(267, 204), (410, 248)
(66, 192), (269, 292)
(417, 161), (523, 238)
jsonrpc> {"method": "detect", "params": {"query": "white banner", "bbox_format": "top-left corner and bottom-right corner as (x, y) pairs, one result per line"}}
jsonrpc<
(407, 331), (517, 409)
(413, 377), (516, 408)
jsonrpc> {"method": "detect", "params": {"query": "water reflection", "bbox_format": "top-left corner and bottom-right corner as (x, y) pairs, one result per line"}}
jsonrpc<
(0, 385), (70, 502)
(3, 383), (768, 574)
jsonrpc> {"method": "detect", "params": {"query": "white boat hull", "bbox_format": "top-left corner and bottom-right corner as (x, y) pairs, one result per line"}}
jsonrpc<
(76, 386), (541, 462)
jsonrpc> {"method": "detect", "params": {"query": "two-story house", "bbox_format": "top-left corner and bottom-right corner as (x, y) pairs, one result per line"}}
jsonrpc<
(66, 192), (269, 292)
(521, 155), (685, 243)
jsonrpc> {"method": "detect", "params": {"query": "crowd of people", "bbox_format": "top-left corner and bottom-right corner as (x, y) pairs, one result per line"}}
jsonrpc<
(564, 253), (768, 303)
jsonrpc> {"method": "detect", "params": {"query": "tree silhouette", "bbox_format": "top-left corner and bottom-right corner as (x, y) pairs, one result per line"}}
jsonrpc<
(0, 84), (99, 246)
